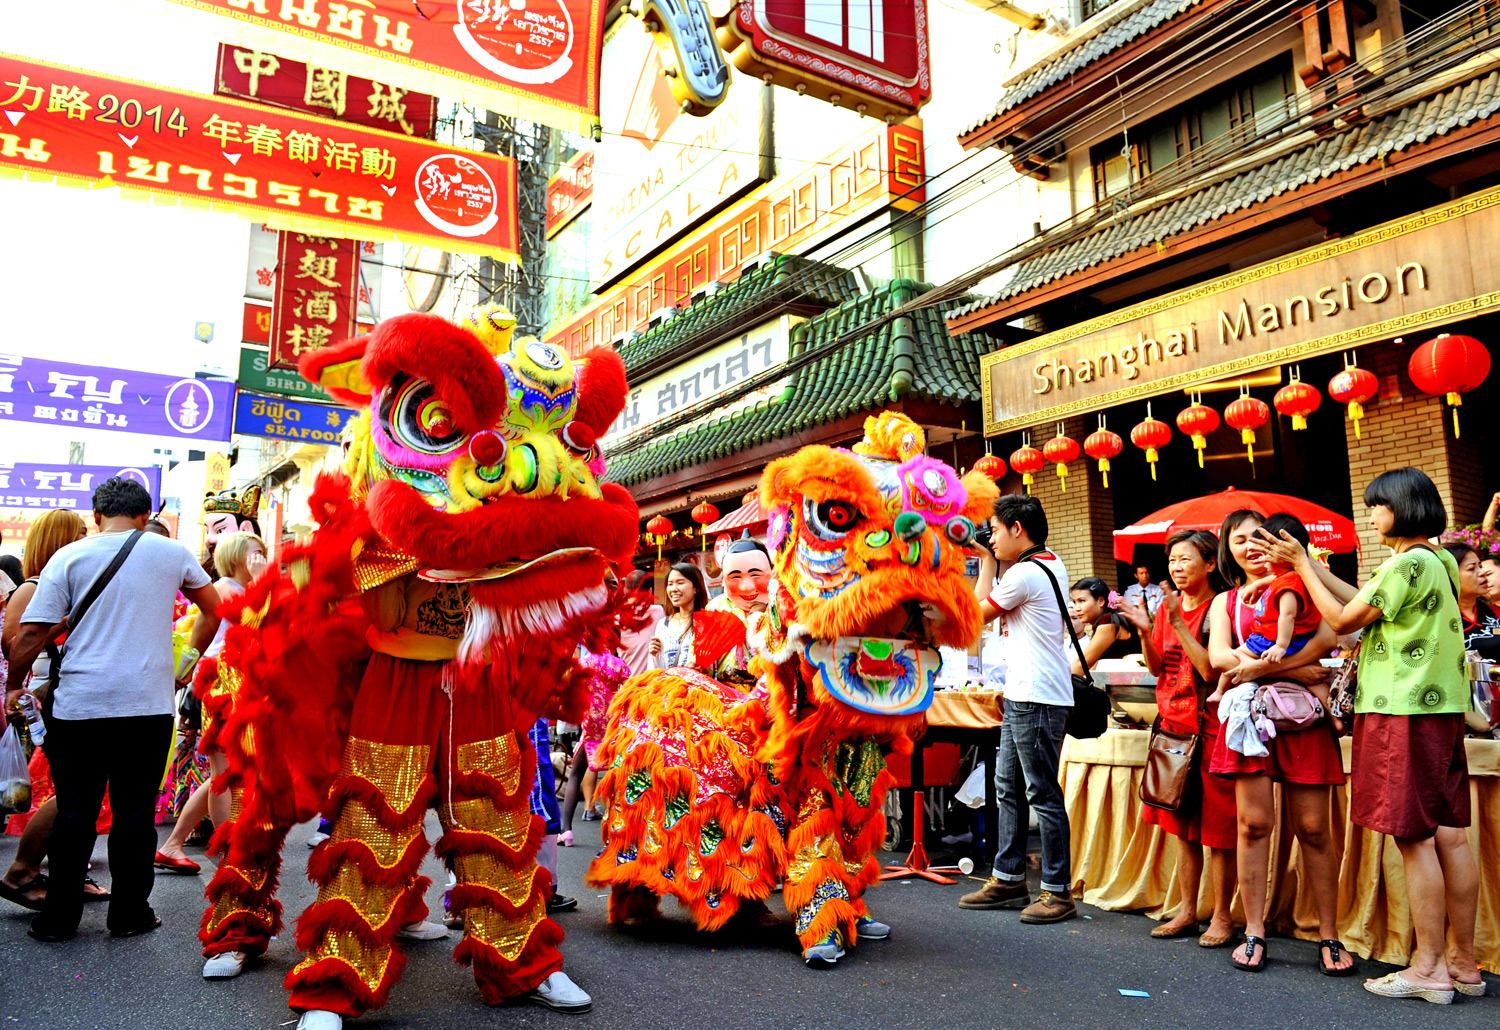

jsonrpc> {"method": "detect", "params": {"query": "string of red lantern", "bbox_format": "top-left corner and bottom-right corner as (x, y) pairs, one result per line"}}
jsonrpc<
(1084, 419), (1123, 488)
(1328, 360), (1378, 439)
(1408, 332), (1490, 437)
(1042, 427), (1080, 492)
(691, 502), (720, 551)
(645, 514), (673, 561)
(1224, 391), (1270, 464)
(1175, 397), (1219, 468)
(1010, 437), (1045, 495)
(1130, 406), (1172, 481)
(1273, 372), (1320, 430)
(973, 452), (1008, 480)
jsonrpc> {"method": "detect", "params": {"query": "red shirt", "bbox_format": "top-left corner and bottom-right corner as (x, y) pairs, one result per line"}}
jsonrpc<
(1249, 570), (1321, 643)
(1152, 599), (1212, 735)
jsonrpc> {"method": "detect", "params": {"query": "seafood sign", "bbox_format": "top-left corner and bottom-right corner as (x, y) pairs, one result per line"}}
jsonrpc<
(233, 391), (355, 443)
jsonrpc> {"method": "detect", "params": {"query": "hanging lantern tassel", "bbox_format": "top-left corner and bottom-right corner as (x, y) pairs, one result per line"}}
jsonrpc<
(1175, 402), (1220, 469)
(1273, 378), (1321, 432)
(1009, 444), (1045, 495)
(1129, 417), (1172, 482)
(1042, 433), (1080, 493)
(1224, 395), (1271, 465)
(1083, 428), (1123, 488)
(1409, 332), (1491, 439)
(645, 515), (674, 561)
(691, 501), (720, 551)
(1328, 363), (1378, 440)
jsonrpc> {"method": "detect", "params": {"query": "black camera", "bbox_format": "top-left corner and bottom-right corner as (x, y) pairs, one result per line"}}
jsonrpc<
(973, 521), (994, 553)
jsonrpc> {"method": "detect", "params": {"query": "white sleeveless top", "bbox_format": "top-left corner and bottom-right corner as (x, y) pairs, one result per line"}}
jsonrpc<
(204, 578), (245, 658)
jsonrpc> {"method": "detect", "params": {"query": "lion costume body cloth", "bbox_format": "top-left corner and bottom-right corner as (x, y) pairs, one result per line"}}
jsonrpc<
(196, 307), (637, 1018)
(586, 413), (995, 958)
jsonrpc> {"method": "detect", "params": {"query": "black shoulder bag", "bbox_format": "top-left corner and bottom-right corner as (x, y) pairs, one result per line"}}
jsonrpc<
(1025, 556), (1111, 739)
(43, 530), (144, 715)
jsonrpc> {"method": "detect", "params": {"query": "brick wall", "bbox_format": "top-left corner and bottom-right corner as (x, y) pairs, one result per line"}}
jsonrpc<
(1024, 415), (1117, 581)
(1344, 341), (1485, 582)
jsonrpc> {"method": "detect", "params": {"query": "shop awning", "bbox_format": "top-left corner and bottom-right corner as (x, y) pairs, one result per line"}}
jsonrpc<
(703, 497), (766, 536)
(1112, 487), (1358, 563)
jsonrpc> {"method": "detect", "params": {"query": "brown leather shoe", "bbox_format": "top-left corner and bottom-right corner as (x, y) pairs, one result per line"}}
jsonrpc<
(958, 877), (1030, 910)
(1019, 890), (1077, 924)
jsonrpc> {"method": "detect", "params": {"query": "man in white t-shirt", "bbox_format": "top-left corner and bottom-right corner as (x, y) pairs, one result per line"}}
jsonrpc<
(5, 477), (219, 942)
(956, 493), (1076, 924)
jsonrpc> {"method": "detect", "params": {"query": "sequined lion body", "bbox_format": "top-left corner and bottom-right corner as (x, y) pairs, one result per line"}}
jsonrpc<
(586, 413), (995, 960)
(197, 307), (637, 1018)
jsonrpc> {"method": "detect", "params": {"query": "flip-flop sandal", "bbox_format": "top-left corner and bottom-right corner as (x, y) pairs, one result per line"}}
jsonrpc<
(1363, 971), (1454, 1004)
(1151, 921), (1199, 939)
(82, 877), (110, 902)
(1232, 935), (1268, 972)
(0, 876), (46, 912)
(1317, 939), (1357, 977)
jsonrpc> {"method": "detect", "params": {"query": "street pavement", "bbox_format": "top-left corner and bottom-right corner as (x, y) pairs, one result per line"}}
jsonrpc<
(0, 815), (1492, 1030)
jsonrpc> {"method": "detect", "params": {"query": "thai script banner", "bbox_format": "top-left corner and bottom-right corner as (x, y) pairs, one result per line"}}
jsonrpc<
(161, 0), (607, 134)
(0, 354), (234, 442)
(233, 391), (355, 443)
(0, 463), (163, 510)
(1, 509), (178, 543)
(0, 53), (519, 260)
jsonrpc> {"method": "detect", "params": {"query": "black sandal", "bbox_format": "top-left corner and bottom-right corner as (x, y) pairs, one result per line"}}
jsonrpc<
(1317, 939), (1357, 977)
(82, 876), (110, 902)
(1232, 935), (1267, 972)
(0, 875), (46, 912)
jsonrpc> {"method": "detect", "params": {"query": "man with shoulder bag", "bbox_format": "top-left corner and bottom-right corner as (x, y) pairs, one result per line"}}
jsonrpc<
(4, 478), (221, 942)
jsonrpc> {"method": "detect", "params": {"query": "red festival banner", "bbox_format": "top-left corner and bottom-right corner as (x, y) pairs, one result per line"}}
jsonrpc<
(214, 44), (439, 138)
(0, 53), (519, 261)
(545, 147), (592, 239)
(163, 0), (606, 134)
(269, 233), (360, 370)
(243, 301), (272, 344)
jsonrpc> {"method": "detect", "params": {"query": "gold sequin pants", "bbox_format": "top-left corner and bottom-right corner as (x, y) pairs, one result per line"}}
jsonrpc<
(286, 653), (561, 1018)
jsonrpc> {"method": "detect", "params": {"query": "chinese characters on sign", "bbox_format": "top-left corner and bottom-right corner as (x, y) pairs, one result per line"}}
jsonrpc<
(0, 53), (520, 259)
(0, 463), (163, 510)
(233, 392), (355, 443)
(546, 147), (593, 238)
(244, 222), (381, 321)
(270, 233), (359, 370)
(0, 353), (234, 442)
(215, 44), (437, 137)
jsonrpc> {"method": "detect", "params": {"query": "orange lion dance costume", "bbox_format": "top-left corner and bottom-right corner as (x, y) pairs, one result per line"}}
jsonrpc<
(197, 306), (637, 1026)
(586, 413), (995, 965)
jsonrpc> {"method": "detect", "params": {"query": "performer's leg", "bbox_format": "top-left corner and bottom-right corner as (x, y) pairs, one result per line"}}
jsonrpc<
(199, 781), (290, 961)
(783, 785), (863, 963)
(285, 655), (446, 1018)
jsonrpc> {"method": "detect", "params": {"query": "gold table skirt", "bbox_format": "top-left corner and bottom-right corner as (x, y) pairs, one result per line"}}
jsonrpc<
(1061, 729), (1500, 973)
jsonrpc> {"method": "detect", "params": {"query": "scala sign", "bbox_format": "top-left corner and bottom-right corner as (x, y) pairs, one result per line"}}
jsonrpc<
(0, 462), (163, 510)
(721, 0), (932, 121)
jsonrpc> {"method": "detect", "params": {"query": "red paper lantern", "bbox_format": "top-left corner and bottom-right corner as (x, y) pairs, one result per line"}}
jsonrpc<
(973, 453), (1008, 480)
(1084, 428), (1123, 487)
(1129, 417), (1172, 481)
(1328, 364), (1378, 439)
(1175, 403), (1220, 468)
(691, 501), (720, 550)
(1409, 333), (1490, 437)
(1042, 433), (1081, 492)
(1009, 444), (1045, 494)
(1273, 378), (1321, 431)
(1224, 395), (1270, 463)
(646, 514), (673, 560)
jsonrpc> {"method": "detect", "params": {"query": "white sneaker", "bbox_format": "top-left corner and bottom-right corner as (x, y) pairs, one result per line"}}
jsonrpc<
(201, 951), (247, 979)
(295, 1011), (341, 1030)
(527, 970), (592, 1013)
(306, 831), (330, 848)
(395, 919), (449, 941)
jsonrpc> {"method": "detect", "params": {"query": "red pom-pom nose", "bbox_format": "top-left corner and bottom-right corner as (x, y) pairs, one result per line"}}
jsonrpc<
(468, 430), (508, 468)
(561, 420), (596, 454)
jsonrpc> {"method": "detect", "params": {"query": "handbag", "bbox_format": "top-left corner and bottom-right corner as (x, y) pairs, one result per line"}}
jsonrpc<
(1140, 721), (1200, 811)
(1252, 681), (1325, 731)
(1026, 557), (1110, 739)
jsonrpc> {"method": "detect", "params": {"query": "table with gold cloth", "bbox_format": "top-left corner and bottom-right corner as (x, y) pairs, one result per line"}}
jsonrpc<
(1062, 728), (1500, 972)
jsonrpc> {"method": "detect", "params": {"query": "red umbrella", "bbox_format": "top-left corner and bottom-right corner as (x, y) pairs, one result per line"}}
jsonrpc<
(1112, 486), (1358, 563)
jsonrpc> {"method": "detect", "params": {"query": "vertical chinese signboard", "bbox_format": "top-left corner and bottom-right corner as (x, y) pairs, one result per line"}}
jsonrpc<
(270, 234), (360, 370)
(546, 148), (594, 239)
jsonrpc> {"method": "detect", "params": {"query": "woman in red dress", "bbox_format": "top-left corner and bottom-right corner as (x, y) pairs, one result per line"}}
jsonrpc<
(1117, 529), (1236, 946)
(1206, 509), (1352, 976)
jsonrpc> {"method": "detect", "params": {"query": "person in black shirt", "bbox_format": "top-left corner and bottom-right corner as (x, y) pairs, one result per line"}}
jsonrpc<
(1068, 576), (1139, 673)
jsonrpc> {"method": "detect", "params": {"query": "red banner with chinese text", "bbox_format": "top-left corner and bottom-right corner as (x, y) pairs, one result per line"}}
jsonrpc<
(546, 147), (593, 239)
(164, 0), (606, 134)
(0, 53), (519, 261)
(270, 233), (360, 370)
(215, 44), (438, 138)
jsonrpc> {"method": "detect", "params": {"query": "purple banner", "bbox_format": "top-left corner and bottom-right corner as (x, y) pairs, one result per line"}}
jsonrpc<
(0, 354), (234, 443)
(0, 463), (163, 511)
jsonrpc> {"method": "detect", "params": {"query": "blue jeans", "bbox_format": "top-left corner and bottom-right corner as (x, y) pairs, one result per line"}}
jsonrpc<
(992, 699), (1072, 893)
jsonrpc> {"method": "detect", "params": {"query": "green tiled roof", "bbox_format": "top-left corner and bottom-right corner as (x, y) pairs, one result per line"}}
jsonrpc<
(618, 254), (862, 379)
(604, 280), (988, 487)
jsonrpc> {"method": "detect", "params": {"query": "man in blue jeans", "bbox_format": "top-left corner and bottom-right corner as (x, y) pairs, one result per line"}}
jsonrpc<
(958, 493), (1076, 923)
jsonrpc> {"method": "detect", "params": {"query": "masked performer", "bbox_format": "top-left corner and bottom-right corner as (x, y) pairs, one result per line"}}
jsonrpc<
(587, 413), (995, 966)
(199, 307), (637, 1029)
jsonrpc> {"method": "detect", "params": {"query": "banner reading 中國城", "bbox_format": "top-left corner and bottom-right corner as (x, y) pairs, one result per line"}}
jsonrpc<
(0, 53), (520, 261)
(0, 353), (234, 443)
(161, 0), (607, 134)
(0, 463), (163, 510)
(233, 392), (355, 444)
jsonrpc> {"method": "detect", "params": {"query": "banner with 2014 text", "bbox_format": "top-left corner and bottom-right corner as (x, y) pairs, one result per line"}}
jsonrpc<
(0, 52), (520, 260)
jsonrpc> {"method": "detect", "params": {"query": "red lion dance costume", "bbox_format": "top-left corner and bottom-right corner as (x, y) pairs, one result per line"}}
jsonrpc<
(586, 413), (994, 965)
(198, 307), (637, 1028)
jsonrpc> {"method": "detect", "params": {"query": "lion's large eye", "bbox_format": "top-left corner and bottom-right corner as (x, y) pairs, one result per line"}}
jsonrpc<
(380, 374), (465, 455)
(805, 498), (860, 541)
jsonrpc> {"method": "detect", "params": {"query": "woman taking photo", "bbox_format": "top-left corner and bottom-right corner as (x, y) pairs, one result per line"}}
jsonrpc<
(1441, 541), (1500, 648)
(1205, 509), (1349, 976)
(1115, 530), (1236, 946)
(648, 563), (708, 670)
(1069, 577), (1139, 673)
(1257, 469), (1478, 1002)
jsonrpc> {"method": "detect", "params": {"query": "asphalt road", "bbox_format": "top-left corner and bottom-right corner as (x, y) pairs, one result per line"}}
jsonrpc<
(0, 815), (1492, 1030)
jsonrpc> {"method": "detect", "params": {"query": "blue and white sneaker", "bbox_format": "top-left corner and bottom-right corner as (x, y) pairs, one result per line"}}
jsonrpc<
(802, 928), (846, 968)
(856, 916), (891, 940)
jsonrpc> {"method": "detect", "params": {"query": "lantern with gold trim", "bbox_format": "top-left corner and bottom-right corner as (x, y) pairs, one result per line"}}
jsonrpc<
(973, 452), (1008, 481)
(1084, 420), (1123, 488)
(1009, 439), (1045, 495)
(1224, 392), (1270, 464)
(1409, 332), (1490, 438)
(1129, 409), (1172, 481)
(1042, 428), (1081, 492)
(1273, 373), (1321, 431)
(1175, 398), (1220, 468)
(690, 502), (720, 550)
(1328, 361), (1378, 439)
(646, 514), (673, 561)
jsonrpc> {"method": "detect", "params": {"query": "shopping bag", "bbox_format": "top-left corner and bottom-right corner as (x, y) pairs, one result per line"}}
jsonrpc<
(0, 724), (32, 815)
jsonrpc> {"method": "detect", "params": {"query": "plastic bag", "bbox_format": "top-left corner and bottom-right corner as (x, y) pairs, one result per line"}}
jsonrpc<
(954, 762), (988, 810)
(0, 724), (31, 815)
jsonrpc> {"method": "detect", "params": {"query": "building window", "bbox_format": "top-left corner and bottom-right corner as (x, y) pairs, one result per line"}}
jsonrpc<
(1089, 55), (1296, 206)
(1080, 0), (1122, 20)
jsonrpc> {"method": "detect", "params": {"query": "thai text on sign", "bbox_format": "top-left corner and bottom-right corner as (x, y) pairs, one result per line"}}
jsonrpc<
(270, 233), (360, 370)
(546, 147), (593, 238)
(160, 0), (608, 134)
(0, 353), (234, 442)
(0, 463), (163, 510)
(214, 44), (437, 138)
(0, 52), (519, 260)
(233, 392), (355, 443)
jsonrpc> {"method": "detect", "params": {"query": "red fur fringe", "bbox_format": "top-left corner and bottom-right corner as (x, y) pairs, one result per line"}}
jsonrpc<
(454, 917), (565, 1005)
(285, 950), (406, 1018)
(294, 878), (431, 948)
(357, 313), (511, 434)
(306, 833), (430, 889)
(570, 346), (628, 438)
(434, 815), (546, 871)
(323, 774), (439, 832)
(446, 873), (551, 919)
